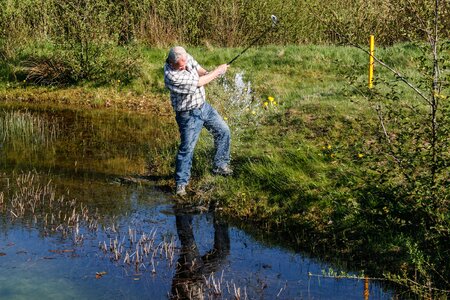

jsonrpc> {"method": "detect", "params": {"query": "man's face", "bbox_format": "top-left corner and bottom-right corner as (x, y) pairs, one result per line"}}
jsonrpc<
(174, 55), (187, 71)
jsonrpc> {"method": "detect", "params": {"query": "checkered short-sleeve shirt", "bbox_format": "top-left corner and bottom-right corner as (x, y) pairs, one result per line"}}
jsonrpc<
(164, 54), (206, 112)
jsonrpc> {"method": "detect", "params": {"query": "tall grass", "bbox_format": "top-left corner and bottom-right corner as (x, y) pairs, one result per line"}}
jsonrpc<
(0, 110), (58, 150)
(1, 0), (449, 49)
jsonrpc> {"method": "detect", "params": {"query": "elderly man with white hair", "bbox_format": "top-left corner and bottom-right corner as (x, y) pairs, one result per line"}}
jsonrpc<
(164, 46), (232, 196)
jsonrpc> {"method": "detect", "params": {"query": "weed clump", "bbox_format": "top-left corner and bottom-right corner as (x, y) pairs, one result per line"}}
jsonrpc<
(22, 56), (75, 86)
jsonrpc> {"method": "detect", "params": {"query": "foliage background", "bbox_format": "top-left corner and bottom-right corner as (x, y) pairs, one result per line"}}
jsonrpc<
(1, 0), (450, 47)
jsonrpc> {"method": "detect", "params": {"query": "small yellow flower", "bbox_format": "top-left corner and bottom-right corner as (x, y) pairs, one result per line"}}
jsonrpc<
(358, 153), (364, 158)
(433, 92), (447, 100)
(263, 102), (269, 107)
(117, 79), (121, 83)
(268, 96), (274, 102)
(273, 101), (277, 105)
(251, 110), (256, 115)
(224, 117), (228, 120)
(327, 145), (332, 150)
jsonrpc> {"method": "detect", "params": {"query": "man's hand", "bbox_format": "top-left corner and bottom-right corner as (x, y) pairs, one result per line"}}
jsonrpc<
(216, 64), (229, 76)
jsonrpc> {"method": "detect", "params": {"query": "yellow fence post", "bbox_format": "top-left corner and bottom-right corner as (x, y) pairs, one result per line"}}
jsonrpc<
(364, 276), (370, 300)
(369, 35), (375, 88)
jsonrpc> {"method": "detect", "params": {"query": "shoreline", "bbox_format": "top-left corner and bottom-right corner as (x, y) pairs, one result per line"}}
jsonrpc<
(0, 86), (173, 115)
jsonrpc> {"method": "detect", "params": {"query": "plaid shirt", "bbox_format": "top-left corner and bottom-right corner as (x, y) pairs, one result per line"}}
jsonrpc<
(164, 54), (206, 112)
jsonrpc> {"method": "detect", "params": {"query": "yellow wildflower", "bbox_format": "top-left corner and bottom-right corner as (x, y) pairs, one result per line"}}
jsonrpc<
(268, 96), (274, 102)
(251, 110), (256, 115)
(273, 101), (277, 105)
(358, 153), (364, 158)
(263, 102), (269, 107)
(224, 117), (228, 120)
(327, 145), (332, 150)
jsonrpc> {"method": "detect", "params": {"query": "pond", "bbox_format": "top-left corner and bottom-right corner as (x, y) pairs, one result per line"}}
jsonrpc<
(0, 104), (395, 299)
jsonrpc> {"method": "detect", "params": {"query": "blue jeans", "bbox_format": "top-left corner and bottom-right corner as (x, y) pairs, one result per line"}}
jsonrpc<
(175, 102), (231, 186)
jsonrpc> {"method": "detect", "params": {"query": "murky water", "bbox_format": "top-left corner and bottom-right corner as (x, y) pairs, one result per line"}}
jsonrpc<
(0, 104), (394, 299)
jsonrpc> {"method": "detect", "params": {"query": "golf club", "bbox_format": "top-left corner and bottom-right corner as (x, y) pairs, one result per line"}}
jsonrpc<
(227, 15), (279, 65)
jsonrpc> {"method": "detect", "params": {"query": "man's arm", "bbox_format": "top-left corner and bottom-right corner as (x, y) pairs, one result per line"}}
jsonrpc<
(197, 64), (228, 87)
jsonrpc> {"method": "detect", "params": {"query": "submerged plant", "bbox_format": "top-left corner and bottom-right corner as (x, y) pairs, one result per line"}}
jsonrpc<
(0, 171), (98, 246)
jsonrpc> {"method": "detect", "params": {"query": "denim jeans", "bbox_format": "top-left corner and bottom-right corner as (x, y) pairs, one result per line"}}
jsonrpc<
(175, 102), (230, 186)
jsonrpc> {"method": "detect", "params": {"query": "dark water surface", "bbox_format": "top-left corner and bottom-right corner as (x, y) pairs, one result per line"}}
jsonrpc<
(0, 104), (394, 299)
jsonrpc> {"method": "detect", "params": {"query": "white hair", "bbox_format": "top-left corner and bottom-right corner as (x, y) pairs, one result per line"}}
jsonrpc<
(167, 46), (187, 64)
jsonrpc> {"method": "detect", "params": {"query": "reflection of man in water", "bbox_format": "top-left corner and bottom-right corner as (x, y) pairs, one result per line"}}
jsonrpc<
(171, 208), (230, 299)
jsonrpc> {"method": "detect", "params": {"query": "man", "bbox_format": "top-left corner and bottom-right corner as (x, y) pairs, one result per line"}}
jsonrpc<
(164, 46), (232, 196)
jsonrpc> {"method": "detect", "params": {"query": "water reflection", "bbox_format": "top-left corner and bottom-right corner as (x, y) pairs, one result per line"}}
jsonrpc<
(0, 171), (395, 299)
(171, 206), (230, 299)
(0, 103), (176, 177)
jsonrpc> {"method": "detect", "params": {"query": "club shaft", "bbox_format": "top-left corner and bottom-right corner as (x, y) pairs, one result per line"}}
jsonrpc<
(227, 26), (273, 65)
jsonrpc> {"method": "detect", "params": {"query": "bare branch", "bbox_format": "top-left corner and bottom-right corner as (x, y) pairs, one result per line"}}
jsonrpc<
(375, 104), (402, 165)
